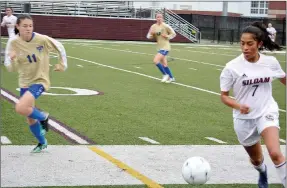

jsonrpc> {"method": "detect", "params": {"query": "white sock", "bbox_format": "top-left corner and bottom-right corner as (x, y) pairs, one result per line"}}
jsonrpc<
(254, 161), (266, 173)
(275, 161), (286, 187)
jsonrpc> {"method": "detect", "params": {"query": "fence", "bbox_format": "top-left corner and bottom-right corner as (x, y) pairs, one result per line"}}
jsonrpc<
(179, 14), (286, 45)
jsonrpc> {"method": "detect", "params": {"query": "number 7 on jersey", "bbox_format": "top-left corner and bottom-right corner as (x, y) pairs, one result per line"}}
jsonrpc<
(252, 85), (259, 96)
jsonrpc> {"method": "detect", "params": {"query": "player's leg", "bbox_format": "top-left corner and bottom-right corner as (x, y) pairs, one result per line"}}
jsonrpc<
(161, 54), (175, 83)
(17, 86), (48, 152)
(27, 118), (48, 153)
(15, 84), (48, 124)
(258, 113), (286, 187)
(234, 118), (268, 188)
(153, 51), (169, 82)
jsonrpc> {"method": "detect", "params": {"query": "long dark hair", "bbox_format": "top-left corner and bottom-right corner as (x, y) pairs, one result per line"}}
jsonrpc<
(241, 21), (281, 51)
(14, 14), (33, 35)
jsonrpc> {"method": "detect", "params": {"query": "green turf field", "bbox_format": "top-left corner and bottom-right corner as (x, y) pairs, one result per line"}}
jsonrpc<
(1, 38), (286, 188)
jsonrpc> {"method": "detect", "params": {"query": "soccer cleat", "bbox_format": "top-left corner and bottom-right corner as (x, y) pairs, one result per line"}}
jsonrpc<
(165, 77), (175, 83)
(31, 139), (48, 153)
(161, 74), (169, 82)
(258, 165), (268, 188)
(40, 112), (49, 132)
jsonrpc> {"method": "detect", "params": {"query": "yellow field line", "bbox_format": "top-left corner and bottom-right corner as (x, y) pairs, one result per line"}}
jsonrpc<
(88, 146), (164, 188)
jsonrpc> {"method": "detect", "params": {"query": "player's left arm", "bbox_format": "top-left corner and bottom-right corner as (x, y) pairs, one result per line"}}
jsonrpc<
(272, 57), (286, 86)
(164, 24), (176, 40)
(45, 36), (67, 72)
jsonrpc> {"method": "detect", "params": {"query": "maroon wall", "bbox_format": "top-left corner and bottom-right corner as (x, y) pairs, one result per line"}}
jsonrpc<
(1, 15), (190, 43)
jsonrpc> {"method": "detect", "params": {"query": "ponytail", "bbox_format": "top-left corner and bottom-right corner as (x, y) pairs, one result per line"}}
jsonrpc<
(242, 21), (281, 51)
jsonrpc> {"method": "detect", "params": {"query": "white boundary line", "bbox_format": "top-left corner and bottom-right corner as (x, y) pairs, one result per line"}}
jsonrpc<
(1, 90), (90, 144)
(205, 137), (227, 144)
(64, 43), (225, 68)
(138, 137), (160, 144)
(66, 55), (286, 113)
(279, 139), (286, 144)
(189, 67), (197, 70)
(1, 136), (12, 144)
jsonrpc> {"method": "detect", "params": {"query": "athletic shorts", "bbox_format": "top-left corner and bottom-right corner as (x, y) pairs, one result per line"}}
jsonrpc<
(158, 49), (169, 56)
(233, 110), (280, 147)
(20, 84), (45, 99)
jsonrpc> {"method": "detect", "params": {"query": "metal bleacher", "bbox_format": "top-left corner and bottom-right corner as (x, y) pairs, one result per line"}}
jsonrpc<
(1, 1), (133, 18)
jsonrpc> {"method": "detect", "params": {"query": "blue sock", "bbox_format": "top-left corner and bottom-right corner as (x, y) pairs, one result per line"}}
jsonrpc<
(29, 121), (46, 144)
(164, 66), (173, 78)
(156, 63), (166, 75)
(28, 108), (46, 121)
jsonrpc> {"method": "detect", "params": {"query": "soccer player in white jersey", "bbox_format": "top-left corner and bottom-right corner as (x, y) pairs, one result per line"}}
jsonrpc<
(5, 14), (67, 153)
(266, 23), (277, 42)
(220, 21), (285, 188)
(1, 7), (17, 38)
(146, 13), (176, 83)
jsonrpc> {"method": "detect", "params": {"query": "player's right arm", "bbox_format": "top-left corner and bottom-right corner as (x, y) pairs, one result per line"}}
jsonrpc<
(220, 67), (249, 114)
(1, 17), (6, 27)
(4, 38), (18, 72)
(146, 25), (155, 39)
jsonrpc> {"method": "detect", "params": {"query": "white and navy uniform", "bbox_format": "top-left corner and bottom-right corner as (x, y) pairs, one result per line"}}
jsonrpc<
(220, 53), (285, 146)
(1, 15), (17, 38)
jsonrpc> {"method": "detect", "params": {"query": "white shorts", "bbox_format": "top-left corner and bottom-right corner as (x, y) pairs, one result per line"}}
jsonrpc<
(233, 111), (280, 147)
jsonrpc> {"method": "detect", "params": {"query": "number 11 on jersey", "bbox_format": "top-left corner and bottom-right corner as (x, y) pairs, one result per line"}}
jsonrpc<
(27, 54), (37, 63)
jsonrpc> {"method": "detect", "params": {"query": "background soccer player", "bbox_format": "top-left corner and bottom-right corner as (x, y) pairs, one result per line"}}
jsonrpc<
(146, 13), (176, 83)
(1, 7), (17, 38)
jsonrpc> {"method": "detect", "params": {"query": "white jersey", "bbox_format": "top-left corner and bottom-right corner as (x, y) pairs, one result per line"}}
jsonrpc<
(266, 27), (276, 41)
(1, 15), (17, 38)
(220, 54), (285, 119)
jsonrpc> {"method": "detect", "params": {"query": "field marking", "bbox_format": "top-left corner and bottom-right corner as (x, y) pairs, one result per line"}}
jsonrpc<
(65, 54), (286, 113)
(1, 136), (12, 144)
(205, 137), (227, 144)
(188, 50), (237, 57)
(58, 39), (236, 47)
(64, 42), (225, 68)
(138, 137), (160, 144)
(0, 89), (90, 144)
(89, 146), (163, 188)
(76, 64), (83, 68)
(280, 139), (286, 143)
(189, 67), (197, 70)
(49, 64), (52, 67)
(216, 69), (222, 71)
(134, 66), (141, 69)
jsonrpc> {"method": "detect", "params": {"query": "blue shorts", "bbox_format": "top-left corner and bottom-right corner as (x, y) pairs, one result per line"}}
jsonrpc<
(20, 84), (45, 99)
(158, 50), (169, 56)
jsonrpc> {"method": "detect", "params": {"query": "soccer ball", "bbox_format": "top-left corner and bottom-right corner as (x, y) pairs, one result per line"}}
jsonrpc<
(182, 156), (211, 184)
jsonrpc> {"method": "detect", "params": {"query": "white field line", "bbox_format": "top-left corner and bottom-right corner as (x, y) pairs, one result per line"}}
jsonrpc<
(279, 139), (286, 144)
(189, 67), (197, 70)
(138, 137), (160, 144)
(134, 66), (141, 69)
(77, 64), (83, 68)
(63, 42), (225, 68)
(58, 39), (236, 47)
(64, 54), (286, 113)
(205, 137), (227, 144)
(0, 90), (89, 144)
(1, 136), (12, 144)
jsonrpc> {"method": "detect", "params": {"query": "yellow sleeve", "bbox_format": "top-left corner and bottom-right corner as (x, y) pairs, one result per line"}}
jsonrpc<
(44, 35), (68, 71)
(146, 25), (155, 39)
(165, 24), (176, 40)
(4, 38), (18, 72)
